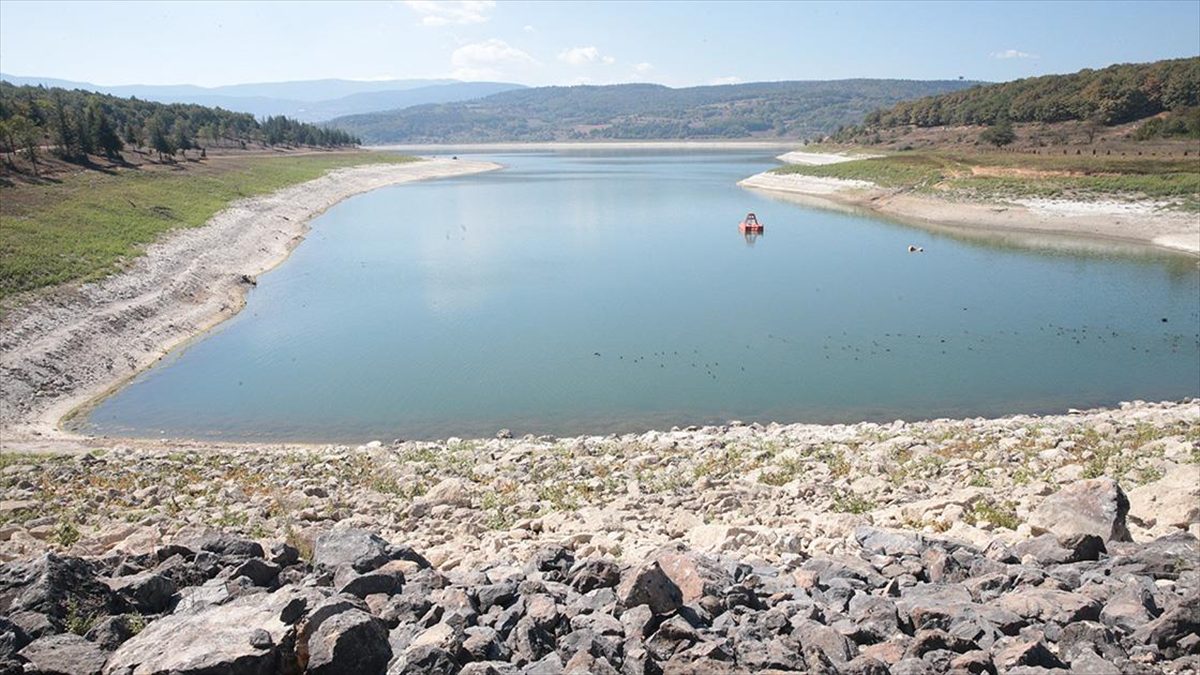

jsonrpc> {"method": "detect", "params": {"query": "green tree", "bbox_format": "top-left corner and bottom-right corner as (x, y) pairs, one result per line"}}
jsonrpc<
(146, 117), (174, 160)
(980, 119), (1016, 147)
(171, 122), (193, 158)
(11, 116), (41, 174)
(50, 92), (79, 159)
(90, 103), (124, 159)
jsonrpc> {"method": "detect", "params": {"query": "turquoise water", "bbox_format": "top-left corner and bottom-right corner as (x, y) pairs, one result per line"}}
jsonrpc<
(80, 151), (1200, 441)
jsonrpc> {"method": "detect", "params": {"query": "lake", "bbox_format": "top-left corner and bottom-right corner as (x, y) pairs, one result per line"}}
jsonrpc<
(79, 150), (1200, 441)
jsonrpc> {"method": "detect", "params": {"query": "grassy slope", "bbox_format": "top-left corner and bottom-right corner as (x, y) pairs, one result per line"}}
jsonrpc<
(773, 151), (1200, 209)
(0, 153), (416, 302)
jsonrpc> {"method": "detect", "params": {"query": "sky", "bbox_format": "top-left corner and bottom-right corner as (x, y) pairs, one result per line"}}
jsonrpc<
(1, 0), (1198, 88)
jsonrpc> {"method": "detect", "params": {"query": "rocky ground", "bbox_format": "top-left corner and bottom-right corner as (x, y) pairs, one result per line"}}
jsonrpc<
(0, 399), (1198, 673)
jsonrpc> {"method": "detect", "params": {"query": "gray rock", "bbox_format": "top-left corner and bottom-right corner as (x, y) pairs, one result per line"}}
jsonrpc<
(314, 529), (392, 573)
(1099, 583), (1160, 633)
(105, 571), (177, 614)
(992, 638), (1066, 670)
(229, 558), (282, 587)
(1131, 597), (1200, 658)
(0, 553), (117, 633)
(194, 532), (265, 559)
(792, 619), (858, 665)
(333, 564), (403, 598)
(566, 558), (620, 594)
(84, 614), (137, 651)
(948, 649), (996, 674)
(616, 561), (682, 616)
(19, 633), (107, 675)
(393, 645), (458, 674)
(103, 587), (312, 675)
(306, 608), (391, 675)
(1027, 478), (1131, 542)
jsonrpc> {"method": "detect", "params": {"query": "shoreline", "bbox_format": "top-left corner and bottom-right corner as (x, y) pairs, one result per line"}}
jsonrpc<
(369, 140), (801, 152)
(739, 152), (1200, 256)
(0, 158), (502, 446)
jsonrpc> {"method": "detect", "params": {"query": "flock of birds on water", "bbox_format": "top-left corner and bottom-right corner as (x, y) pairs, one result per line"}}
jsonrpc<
(587, 311), (1199, 382)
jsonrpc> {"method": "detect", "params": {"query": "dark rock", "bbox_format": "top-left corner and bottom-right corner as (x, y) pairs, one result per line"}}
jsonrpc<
(645, 615), (699, 662)
(616, 562), (682, 616)
(395, 645), (459, 674)
(460, 662), (521, 675)
(18, 633), (107, 675)
(1068, 648), (1122, 674)
(524, 547), (574, 583)
(992, 638), (1066, 670)
(0, 553), (118, 633)
(306, 608), (391, 674)
(333, 564), (402, 599)
(997, 588), (1102, 625)
(792, 619), (858, 665)
(477, 582), (519, 613)
(84, 614), (137, 651)
(105, 570), (177, 614)
(566, 558), (620, 594)
(840, 654), (891, 675)
(269, 542), (300, 567)
(521, 651), (564, 674)
(653, 548), (732, 606)
(905, 628), (977, 658)
(949, 649), (996, 674)
(1100, 582), (1160, 633)
(229, 558), (281, 587)
(1057, 621), (1125, 662)
(1131, 597), (1200, 658)
(194, 532), (265, 559)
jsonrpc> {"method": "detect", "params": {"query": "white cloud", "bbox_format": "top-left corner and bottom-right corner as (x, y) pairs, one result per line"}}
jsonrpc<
(450, 38), (537, 79)
(709, 75), (742, 85)
(558, 46), (615, 66)
(991, 49), (1038, 59)
(523, 24), (536, 32)
(634, 62), (653, 74)
(403, 1), (495, 27)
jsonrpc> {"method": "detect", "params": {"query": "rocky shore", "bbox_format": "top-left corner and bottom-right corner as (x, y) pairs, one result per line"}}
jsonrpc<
(1, 399), (1197, 673)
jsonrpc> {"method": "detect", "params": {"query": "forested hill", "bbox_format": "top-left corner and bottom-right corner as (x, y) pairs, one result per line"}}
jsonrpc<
(859, 57), (1200, 129)
(0, 81), (358, 167)
(328, 79), (980, 144)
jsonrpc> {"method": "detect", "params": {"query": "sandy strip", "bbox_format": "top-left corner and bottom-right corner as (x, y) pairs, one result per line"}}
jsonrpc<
(775, 150), (883, 165)
(0, 158), (501, 444)
(370, 141), (800, 153)
(739, 171), (1200, 256)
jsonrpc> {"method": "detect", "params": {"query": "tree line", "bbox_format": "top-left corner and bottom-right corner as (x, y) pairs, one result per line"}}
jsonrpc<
(0, 81), (360, 173)
(835, 57), (1200, 142)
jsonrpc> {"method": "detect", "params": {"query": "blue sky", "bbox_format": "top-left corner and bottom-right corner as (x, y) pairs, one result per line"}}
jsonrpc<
(1, 1), (1198, 87)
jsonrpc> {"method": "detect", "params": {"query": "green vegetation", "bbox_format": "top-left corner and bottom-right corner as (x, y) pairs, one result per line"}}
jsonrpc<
(0, 80), (359, 172)
(0, 153), (416, 301)
(966, 499), (1020, 530)
(853, 57), (1200, 131)
(331, 79), (979, 143)
(773, 150), (1200, 208)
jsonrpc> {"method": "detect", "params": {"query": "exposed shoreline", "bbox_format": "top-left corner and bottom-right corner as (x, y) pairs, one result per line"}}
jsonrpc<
(739, 152), (1200, 256)
(370, 141), (801, 152)
(0, 158), (502, 446)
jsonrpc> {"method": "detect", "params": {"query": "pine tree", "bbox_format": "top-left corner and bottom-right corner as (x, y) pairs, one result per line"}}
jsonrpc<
(50, 92), (79, 159)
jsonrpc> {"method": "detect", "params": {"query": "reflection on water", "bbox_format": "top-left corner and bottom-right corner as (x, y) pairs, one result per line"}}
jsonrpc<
(80, 150), (1200, 442)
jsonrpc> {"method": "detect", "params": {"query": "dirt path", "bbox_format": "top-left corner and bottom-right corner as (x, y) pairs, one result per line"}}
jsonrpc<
(0, 158), (501, 444)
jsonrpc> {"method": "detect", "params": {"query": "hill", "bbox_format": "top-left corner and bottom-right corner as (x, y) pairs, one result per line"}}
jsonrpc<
(0, 74), (526, 122)
(327, 79), (982, 144)
(834, 57), (1200, 144)
(0, 80), (360, 180)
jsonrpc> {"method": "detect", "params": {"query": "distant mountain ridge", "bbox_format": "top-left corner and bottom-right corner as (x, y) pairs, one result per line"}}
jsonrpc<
(0, 74), (526, 122)
(327, 79), (982, 143)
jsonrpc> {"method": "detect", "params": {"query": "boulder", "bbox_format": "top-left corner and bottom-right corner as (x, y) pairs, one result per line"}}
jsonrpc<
(1027, 478), (1131, 542)
(305, 608), (391, 674)
(0, 553), (118, 632)
(653, 548), (732, 607)
(616, 561), (683, 616)
(103, 587), (315, 674)
(313, 529), (391, 573)
(192, 532), (265, 559)
(19, 633), (107, 675)
(105, 571), (177, 614)
(1127, 464), (1200, 532)
(565, 558), (620, 594)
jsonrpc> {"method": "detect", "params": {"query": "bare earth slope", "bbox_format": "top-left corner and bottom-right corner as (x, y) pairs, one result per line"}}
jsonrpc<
(0, 159), (500, 441)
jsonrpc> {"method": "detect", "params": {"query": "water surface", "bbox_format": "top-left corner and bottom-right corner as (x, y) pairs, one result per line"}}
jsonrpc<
(81, 151), (1200, 440)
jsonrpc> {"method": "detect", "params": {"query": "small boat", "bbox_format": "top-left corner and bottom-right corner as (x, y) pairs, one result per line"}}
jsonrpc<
(739, 212), (764, 233)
